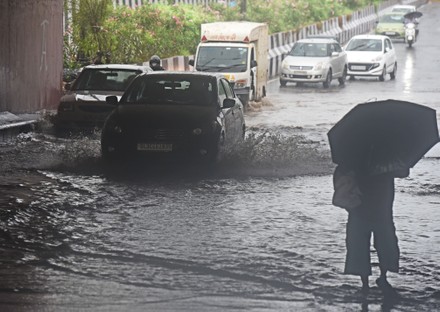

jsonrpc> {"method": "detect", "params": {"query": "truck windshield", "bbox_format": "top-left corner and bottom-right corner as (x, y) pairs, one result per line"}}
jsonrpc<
(196, 47), (248, 73)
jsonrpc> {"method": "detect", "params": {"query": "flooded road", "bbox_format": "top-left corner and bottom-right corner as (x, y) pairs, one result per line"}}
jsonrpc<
(1, 2), (440, 312)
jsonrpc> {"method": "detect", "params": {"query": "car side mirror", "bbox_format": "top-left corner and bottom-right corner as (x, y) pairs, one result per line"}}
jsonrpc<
(222, 98), (235, 109)
(188, 59), (194, 67)
(385, 47), (390, 53)
(106, 95), (118, 106)
(251, 60), (258, 68)
(331, 51), (339, 57)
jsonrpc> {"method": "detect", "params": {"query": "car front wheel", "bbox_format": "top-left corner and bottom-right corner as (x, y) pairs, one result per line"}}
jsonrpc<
(338, 66), (347, 85)
(323, 69), (332, 88)
(379, 66), (386, 81)
(390, 63), (397, 80)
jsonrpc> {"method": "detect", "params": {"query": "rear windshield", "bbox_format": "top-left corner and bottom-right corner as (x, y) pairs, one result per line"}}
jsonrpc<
(73, 68), (142, 91)
(122, 76), (216, 106)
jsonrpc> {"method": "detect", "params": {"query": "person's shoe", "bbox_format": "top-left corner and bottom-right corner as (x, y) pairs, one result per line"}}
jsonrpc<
(361, 284), (370, 295)
(376, 277), (397, 296)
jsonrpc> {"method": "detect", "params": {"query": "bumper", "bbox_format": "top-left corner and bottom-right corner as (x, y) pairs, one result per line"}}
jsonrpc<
(102, 131), (221, 163)
(375, 31), (405, 39)
(347, 63), (384, 77)
(280, 69), (327, 83)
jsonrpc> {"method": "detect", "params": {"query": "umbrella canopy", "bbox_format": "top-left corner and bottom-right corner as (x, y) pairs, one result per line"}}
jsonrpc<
(404, 11), (423, 20)
(327, 100), (439, 173)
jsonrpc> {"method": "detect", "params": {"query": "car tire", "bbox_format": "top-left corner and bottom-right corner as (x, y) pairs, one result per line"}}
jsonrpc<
(280, 79), (287, 87)
(379, 67), (386, 81)
(323, 69), (332, 88)
(338, 66), (347, 86)
(390, 63), (397, 80)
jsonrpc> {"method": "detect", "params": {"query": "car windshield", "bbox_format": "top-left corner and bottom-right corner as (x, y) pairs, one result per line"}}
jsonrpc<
(288, 42), (329, 57)
(379, 14), (404, 23)
(73, 68), (142, 91)
(392, 7), (415, 14)
(122, 76), (216, 106)
(195, 46), (248, 72)
(346, 39), (383, 52)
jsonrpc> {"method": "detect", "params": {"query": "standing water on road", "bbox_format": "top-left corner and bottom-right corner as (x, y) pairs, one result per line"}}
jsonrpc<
(0, 126), (439, 311)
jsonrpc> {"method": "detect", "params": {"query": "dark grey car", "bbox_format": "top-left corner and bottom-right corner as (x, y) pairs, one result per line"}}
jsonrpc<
(101, 72), (246, 164)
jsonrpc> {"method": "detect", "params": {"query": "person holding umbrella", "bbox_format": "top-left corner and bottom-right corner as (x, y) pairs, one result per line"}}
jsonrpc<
(328, 99), (439, 294)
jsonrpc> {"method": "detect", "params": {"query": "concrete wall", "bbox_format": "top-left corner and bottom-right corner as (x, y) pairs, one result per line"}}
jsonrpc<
(0, 0), (63, 114)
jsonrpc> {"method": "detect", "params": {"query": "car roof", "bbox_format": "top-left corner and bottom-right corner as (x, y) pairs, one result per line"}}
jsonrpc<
(306, 35), (340, 42)
(382, 11), (406, 16)
(349, 34), (388, 41)
(82, 64), (151, 71)
(392, 4), (416, 10)
(140, 71), (224, 80)
(297, 38), (338, 44)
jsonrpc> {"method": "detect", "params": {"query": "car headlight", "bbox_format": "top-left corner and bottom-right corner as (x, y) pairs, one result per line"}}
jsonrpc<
(282, 61), (289, 70)
(112, 125), (123, 134)
(372, 55), (383, 62)
(314, 62), (324, 70)
(192, 128), (202, 135)
(58, 102), (74, 112)
(234, 79), (248, 89)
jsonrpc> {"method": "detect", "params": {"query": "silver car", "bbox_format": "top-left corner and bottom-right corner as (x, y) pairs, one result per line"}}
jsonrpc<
(280, 38), (347, 88)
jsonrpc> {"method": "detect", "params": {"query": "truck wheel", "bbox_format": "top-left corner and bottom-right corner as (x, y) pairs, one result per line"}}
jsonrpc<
(238, 94), (249, 107)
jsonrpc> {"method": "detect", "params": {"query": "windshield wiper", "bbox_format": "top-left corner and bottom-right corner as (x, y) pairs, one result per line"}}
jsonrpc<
(349, 44), (368, 51)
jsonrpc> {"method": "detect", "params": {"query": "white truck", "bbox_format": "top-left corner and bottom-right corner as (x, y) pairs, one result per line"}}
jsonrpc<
(189, 22), (269, 107)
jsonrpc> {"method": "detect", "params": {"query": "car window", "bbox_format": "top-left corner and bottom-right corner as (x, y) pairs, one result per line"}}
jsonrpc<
(346, 39), (382, 52)
(385, 39), (392, 51)
(73, 69), (142, 91)
(123, 76), (215, 106)
(218, 80), (227, 104)
(333, 43), (342, 53)
(289, 42), (328, 57)
(221, 79), (235, 99)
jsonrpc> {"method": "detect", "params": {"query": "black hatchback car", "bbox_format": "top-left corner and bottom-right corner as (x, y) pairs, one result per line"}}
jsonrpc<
(101, 72), (246, 163)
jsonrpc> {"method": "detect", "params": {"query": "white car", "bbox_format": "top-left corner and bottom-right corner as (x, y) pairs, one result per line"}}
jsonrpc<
(345, 35), (397, 81)
(280, 38), (347, 88)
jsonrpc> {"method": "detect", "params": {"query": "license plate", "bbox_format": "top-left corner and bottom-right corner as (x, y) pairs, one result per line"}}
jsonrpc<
(385, 32), (396, 35)
(352, 65), (366, 71)
(137, 143), (173, 152)
(293, 70), (307, 75)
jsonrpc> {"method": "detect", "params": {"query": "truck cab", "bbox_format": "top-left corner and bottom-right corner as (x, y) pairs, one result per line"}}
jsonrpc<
(189, 22), (268, 107)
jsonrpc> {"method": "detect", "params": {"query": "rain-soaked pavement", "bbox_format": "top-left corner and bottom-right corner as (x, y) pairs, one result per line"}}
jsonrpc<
(1, 3), (440, 312)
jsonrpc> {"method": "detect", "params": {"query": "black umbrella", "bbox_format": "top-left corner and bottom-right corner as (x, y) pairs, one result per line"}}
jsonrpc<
(327, 100), (439, 174)
(404, 11), (423, 20)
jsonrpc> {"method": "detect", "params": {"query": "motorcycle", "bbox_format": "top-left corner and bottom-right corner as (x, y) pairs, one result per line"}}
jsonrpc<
(404, 22), (417, 48)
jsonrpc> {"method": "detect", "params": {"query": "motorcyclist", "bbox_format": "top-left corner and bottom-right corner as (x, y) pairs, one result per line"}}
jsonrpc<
(149, 55), (165, 71)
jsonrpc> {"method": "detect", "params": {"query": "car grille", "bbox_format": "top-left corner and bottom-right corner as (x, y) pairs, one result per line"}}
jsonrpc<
(348, 63), (376, 72)
(79, 105), (114, 113)
(141, 128), (186, 141)
(289, 65), (314, 70)
(288, 74), (310, 79)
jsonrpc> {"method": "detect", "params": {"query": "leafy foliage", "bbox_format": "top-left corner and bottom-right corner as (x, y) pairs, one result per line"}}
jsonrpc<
(64, 0), (381, 68)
